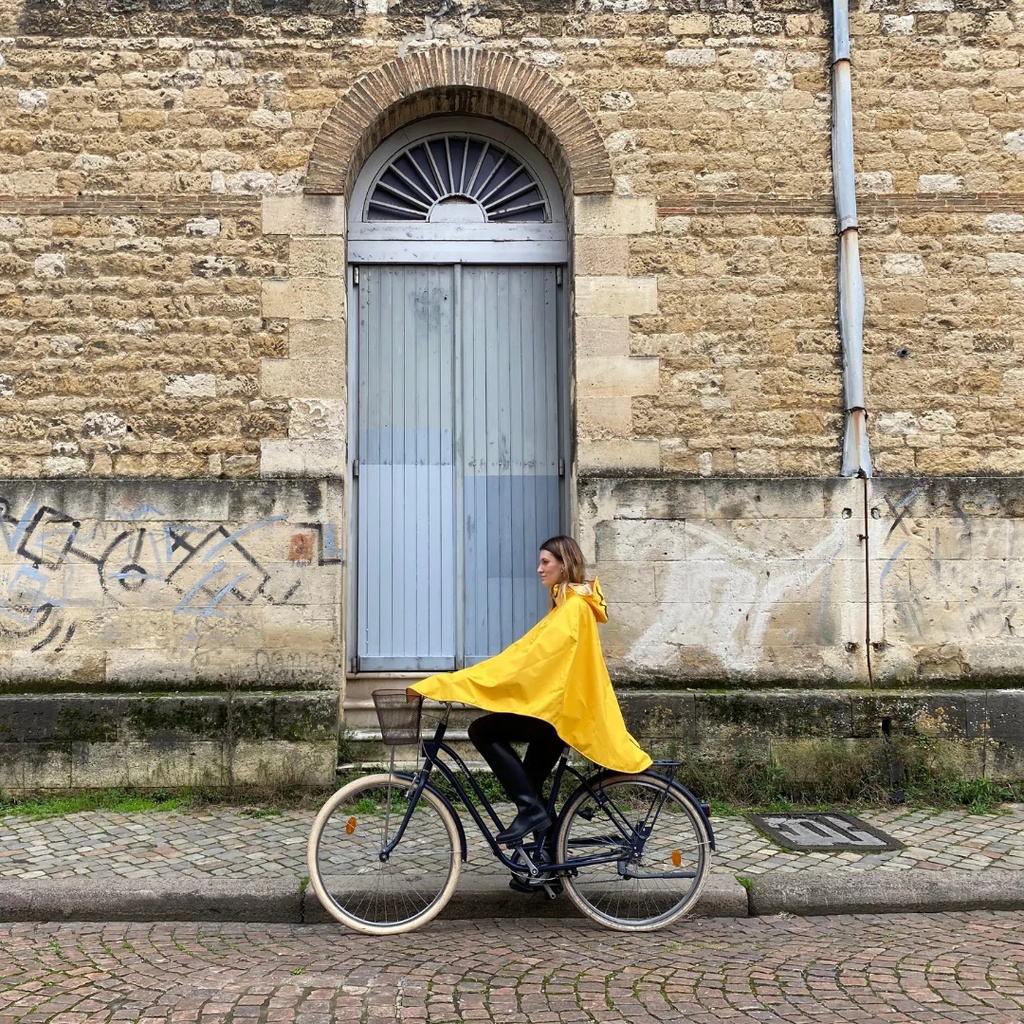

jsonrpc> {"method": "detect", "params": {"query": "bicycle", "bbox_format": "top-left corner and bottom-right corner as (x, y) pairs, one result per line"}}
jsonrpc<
(307, 690), (715, 935)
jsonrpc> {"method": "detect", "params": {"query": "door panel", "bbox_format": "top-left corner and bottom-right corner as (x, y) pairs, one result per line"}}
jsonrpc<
(355, 264), (563, 672)
(461, 266), (561, 664)
(357, 265), (456, 671)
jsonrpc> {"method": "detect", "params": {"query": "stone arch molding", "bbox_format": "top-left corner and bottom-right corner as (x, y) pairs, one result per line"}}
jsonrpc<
(304, 48), (613, 199)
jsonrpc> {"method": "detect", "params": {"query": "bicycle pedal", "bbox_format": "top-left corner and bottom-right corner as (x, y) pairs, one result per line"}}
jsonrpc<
(509, 874), (562, 897)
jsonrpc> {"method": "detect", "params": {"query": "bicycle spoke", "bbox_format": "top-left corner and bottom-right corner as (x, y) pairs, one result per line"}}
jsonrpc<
(556, 774), (711, 931)
(307, 774), (460, 935)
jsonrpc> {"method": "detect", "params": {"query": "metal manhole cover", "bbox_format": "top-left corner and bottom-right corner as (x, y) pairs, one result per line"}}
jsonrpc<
(748, 812), (903, 853)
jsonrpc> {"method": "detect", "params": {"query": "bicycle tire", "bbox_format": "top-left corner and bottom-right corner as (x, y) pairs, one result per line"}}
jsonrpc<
(556, 772), (711, 931)
(307, 773), (461, 936)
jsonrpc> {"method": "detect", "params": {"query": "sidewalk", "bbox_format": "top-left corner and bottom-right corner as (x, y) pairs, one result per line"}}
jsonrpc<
(2, 803), (1023, 923)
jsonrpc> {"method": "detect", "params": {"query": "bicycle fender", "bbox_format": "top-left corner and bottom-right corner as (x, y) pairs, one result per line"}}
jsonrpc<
(392, 771), (469, 862)
(564, 768), (717, 851)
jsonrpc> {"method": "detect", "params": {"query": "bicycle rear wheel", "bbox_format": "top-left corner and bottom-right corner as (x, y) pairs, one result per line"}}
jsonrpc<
(556, 772), (711, 931)
(307, 773), (461, 935)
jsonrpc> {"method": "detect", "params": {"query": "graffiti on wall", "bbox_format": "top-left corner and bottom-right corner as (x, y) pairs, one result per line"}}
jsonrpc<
(0, 496), (342, 653)
(627, 521), (847, 674)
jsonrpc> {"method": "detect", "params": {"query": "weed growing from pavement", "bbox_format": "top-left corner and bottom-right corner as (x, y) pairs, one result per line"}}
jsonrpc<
(3, 745), (1022, 818)
(0, 783), (338, 820)
(663, 739), (1024, 813)
(0, 790), (189, 820)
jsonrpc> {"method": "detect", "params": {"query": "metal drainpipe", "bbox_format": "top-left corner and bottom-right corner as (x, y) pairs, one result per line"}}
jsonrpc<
(833, 0), (875, 688)
(832, 0), (872, 478)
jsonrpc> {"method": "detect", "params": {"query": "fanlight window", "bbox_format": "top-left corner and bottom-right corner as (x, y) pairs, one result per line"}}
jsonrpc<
(367, 134), (549, 224)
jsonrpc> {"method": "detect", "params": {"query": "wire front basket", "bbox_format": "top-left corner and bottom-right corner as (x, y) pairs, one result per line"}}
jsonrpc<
(372, 689), (424, 746)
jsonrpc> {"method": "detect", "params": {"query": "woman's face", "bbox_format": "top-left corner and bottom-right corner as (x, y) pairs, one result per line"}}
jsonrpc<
(537, 548), (564, 588)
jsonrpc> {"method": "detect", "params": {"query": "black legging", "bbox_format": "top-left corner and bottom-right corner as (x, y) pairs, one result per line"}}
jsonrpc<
(467, 712), (565, 796)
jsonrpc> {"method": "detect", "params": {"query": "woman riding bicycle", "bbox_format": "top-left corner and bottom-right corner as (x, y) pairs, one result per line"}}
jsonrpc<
(411, 535), (651, 847)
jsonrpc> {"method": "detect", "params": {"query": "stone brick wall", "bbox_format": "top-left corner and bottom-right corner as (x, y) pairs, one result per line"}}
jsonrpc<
(585, 475), (1024, 690)
(0, 478), (342, 787)
(0, 0), (1018, 475)
(1, 197), (286, 478)
(1, 0), (1023, 783)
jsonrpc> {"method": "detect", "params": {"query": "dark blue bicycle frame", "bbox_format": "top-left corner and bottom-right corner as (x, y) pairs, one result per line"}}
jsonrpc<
(381, 709), (714, 877)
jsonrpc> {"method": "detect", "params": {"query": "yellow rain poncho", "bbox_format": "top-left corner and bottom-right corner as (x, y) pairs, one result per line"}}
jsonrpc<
(412, 580), (652, 774)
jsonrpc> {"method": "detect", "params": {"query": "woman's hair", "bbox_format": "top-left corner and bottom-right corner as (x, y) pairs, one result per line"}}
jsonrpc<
(539, 535), (587, 585)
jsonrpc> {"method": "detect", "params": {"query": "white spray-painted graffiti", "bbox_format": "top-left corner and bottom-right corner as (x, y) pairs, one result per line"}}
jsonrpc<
(627, 521), (847, 674)
(0, 496), (342, 653)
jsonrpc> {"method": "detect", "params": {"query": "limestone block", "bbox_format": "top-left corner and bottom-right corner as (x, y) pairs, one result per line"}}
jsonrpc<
(41, 456), (88, 476)
(1004, 130), (1024, 155)
(987, 253), (1024, 274)
(260, 439), (345, 478)
(883, 254), (925, 276)
(261, 607), (339, 653)
(165, 373), (216, 397)
(284, 320), (341, 359)
(263, 194), (346, 236)
(918, 174), (964, 193)
(232, 740), (336, 786)
(988, 214), (1024, 233)
(0, 744), (71, 791)
(576, 317), (630, 358)
(577, 355), (659, 397)
(185, 217), (221, 237)
(262, 278), (346, 320)
(856, 171), (894, 193)
(579, 395), (632, 435)
(33, 253), (65, 278)
(882, 15), (915, 35)
(600, 90), (635, 110)
(662, 216), (691, 236)
(574, 195), (656, 237)
(289, 398), (346, 439)
(577, 438), (661, 472)
(575, 276), (658, 317)
(573, 235), (629, 276)
(666, 48), (716, 67)
(261, 358), (345, 398)
(17, 89), (47, 111)
(224, 171), (276, 195)
(69, 740), (228, 789)
(706, 478), (832, 521)
(289, 237), (347, 277)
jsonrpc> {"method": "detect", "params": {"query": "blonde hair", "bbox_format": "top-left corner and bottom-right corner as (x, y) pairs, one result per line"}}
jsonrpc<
(539, 535), (587, 585)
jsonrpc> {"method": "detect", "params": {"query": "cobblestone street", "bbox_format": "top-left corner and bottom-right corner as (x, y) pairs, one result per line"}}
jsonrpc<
(1, 912), (1022, 1023)
(4, 805), (1023, 883)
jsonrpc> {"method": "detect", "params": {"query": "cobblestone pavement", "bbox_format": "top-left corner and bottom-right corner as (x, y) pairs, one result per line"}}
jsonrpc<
(2, 804), (1023, 882)
(0, 912), (1022, 1022)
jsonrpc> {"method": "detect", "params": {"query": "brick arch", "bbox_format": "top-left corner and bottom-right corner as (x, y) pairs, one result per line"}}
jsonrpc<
(304, 48), (613, 199)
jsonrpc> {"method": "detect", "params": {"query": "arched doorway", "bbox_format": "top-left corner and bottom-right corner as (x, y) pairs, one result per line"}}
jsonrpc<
(348, 116), (569, 672)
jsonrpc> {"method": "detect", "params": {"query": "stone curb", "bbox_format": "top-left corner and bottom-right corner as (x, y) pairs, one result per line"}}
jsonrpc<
(0, 875), (746, 924)
(746, 868), (1024, 917)
(0, 878), (304, 925)
(2, 870), (1021, 925)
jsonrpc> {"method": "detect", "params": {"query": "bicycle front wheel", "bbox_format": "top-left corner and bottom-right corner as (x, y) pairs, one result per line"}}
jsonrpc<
(307, 773), (461, 936)
(556, 772), (711, 931)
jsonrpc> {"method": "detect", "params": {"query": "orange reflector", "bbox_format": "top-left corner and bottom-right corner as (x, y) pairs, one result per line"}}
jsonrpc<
(671, 849), (682, 867)
(346, 816), (357, 834)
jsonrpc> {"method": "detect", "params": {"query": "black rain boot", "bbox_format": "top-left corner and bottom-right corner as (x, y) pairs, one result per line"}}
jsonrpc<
(476, 737), (551, 845)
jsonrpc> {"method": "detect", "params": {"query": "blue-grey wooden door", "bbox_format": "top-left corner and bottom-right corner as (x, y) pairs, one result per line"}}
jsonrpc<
(354, 263), (563, 672)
